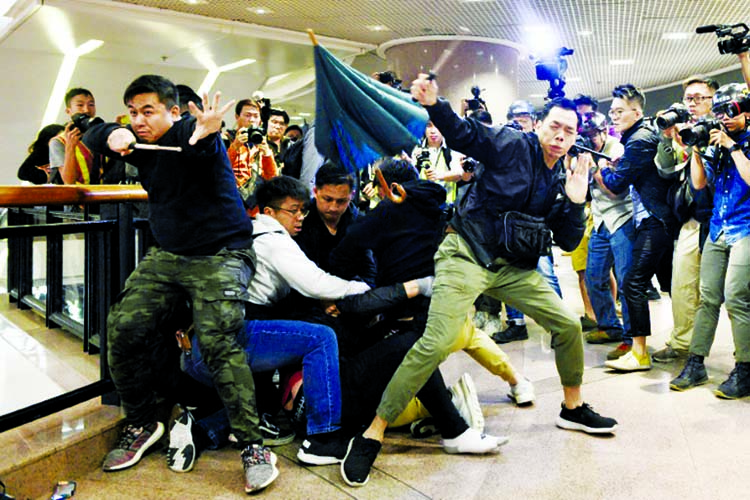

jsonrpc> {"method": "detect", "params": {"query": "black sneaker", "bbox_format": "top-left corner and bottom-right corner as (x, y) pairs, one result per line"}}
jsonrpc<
(167, 407), (196, 473)
(260, 413), (295, 446)
(669, 354), (708, 391)
(340, 435), (382, 487)
(715, 362), (750, 399)
(297, 433), (348, 465)
(556, 402), (618, 434)
(410, 417), (438, 438)
(646, 284), (662, 301)
(492, 323), (528, 344)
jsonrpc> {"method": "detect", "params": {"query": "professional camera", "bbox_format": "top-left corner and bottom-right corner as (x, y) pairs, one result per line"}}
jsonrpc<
(713, 94), (750, 117)
(679, 118), (723, 148)
(535, 47), (574, 99)
(466, 86), (486, 112)
(568, 136), (595, 158)
(240, 126), (265, 145)
(505, 121), (524, 131)
(696, 23), (750, 54)
(70, 113), (104, 134)
(415, 149), (432, 171)
(462, 157), (480, 173)
(656, 103), (691, 130)
(375, 70), (403, 91)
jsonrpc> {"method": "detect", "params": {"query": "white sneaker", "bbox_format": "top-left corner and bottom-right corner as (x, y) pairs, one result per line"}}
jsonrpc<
(449, 373), (485, 432)
(604, 350), (652, 372)
(442, 428), (508, 454)
(508, 377), (535, 406)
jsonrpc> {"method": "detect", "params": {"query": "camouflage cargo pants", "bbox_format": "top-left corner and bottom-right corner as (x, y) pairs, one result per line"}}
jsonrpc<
(107, 246), (261, 444)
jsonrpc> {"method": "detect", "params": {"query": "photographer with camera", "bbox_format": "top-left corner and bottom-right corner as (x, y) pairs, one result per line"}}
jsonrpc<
(670, 83), (750, 397)
(225, 98), (279, 212)
(48, 88), (108, 185)
(594, 84), (677, 373)
(506, 100), (536, 132)
(411, 120), (466, 207)
(650, 76), (718, 363)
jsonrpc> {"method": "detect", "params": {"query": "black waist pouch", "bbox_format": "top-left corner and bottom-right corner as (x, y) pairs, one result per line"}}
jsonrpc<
(495, 211), (551, 269)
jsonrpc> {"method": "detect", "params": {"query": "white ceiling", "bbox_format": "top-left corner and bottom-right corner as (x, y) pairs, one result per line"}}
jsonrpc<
(6, 0), (750, 115)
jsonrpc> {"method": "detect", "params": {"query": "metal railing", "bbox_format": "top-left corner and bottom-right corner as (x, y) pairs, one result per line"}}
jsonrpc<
(0, 185), (149, 432)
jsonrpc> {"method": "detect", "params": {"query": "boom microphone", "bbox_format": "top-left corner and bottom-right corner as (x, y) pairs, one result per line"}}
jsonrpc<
(696, 25), (720, 34)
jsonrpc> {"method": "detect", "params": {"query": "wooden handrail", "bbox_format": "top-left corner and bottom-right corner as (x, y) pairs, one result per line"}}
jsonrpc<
(0, 185), (148, 207)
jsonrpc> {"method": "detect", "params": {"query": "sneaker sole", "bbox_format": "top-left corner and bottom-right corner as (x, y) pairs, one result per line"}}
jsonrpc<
(603, 362), (652, 372)
(669, 377), (709, 391)
(263, 433), (296, 447)
(340, 439), (369, 488)
(456, 374), (485, 432)
(555, 417), (617, 434)
(714, 388), (750, 399)
(297, 448), (342, 466)
(167, 414), (195, 473)
(244, 452), (279, 493)
(103, 422), (165, 472)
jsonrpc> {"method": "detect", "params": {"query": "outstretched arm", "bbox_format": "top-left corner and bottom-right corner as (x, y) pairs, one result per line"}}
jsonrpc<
(188, 92), (235, 146)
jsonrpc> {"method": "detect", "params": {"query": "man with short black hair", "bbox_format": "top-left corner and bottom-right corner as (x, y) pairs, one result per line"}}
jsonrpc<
(595, 84), (677, 372)
(49, 87), (107, 185)
(83, 74), (275, 493)
(339, 73), (618, 488)
(573, 94), (599, 115)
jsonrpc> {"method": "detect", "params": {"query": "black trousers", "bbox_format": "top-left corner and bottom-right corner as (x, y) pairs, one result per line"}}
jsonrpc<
(340, 329), (468, 439)
(623, 217), (674, 337)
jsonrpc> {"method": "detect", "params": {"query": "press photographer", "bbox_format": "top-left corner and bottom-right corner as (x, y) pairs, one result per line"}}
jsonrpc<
(49, 87), (109, 185)
(670, 82), (750, 398)
(506, 100), (536, 132)
(225, 98), (279, 211)
(411, 120), (465, 207)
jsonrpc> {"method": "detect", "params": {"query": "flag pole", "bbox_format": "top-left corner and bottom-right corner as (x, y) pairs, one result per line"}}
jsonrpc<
(307, 29), (318, 46)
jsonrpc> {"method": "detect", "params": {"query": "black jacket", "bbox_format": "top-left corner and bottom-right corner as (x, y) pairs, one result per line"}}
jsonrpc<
(427, 98), (586, 270)
(601, 119), (677, 231)
(329, 179), (447, 287)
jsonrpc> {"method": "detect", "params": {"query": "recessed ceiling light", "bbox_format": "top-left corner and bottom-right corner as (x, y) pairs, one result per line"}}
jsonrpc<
(298, 112), (311, 117)
(578, 30), (593, 36)
(528, 94), (545, 98)
(366, 25), (390, 32)
(662, 32), (692, 40)
(180, 0), (207, 5)
(247, 6), (273, 15)
(459, 26), (471, 33)
(609, 58), (634, 66)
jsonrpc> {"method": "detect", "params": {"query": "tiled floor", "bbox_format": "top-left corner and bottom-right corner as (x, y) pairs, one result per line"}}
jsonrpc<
(2, 250), (749, 499)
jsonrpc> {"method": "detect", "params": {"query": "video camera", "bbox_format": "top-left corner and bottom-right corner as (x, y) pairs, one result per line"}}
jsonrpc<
(462, 157), (479, 173)
(466, 86), (486, 112)
(535, 47), (574, 99)
(678, 118), (723, 148)
(713, 94), (750, 118)
(70, 113), (104, 134)
(696, 23), (750, 54)
(656, 103), (691, 130)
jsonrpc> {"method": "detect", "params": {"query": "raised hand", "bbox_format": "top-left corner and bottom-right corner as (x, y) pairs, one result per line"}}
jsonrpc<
(188, 92), (235, 146)
(566, 152), (591, 204)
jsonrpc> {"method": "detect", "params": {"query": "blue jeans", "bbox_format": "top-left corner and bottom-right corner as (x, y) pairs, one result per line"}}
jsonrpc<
(585, 221), (635, 343)
(183, 319), (342, 437)
(507, 255), (562, 322)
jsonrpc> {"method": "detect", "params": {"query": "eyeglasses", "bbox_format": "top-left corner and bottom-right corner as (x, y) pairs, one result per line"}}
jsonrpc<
(607, 108), (635, 118)
(270, 206), (309, 218)
(684, 95), (713, 104)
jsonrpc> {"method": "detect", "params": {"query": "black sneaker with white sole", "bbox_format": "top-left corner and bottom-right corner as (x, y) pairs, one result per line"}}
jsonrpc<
(167, 408), (196, 473)
(297, 434), (348, 465)
(260, 413), (295, 446)
(340, 435), (382, 487)
(556, 402), (618, 434)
